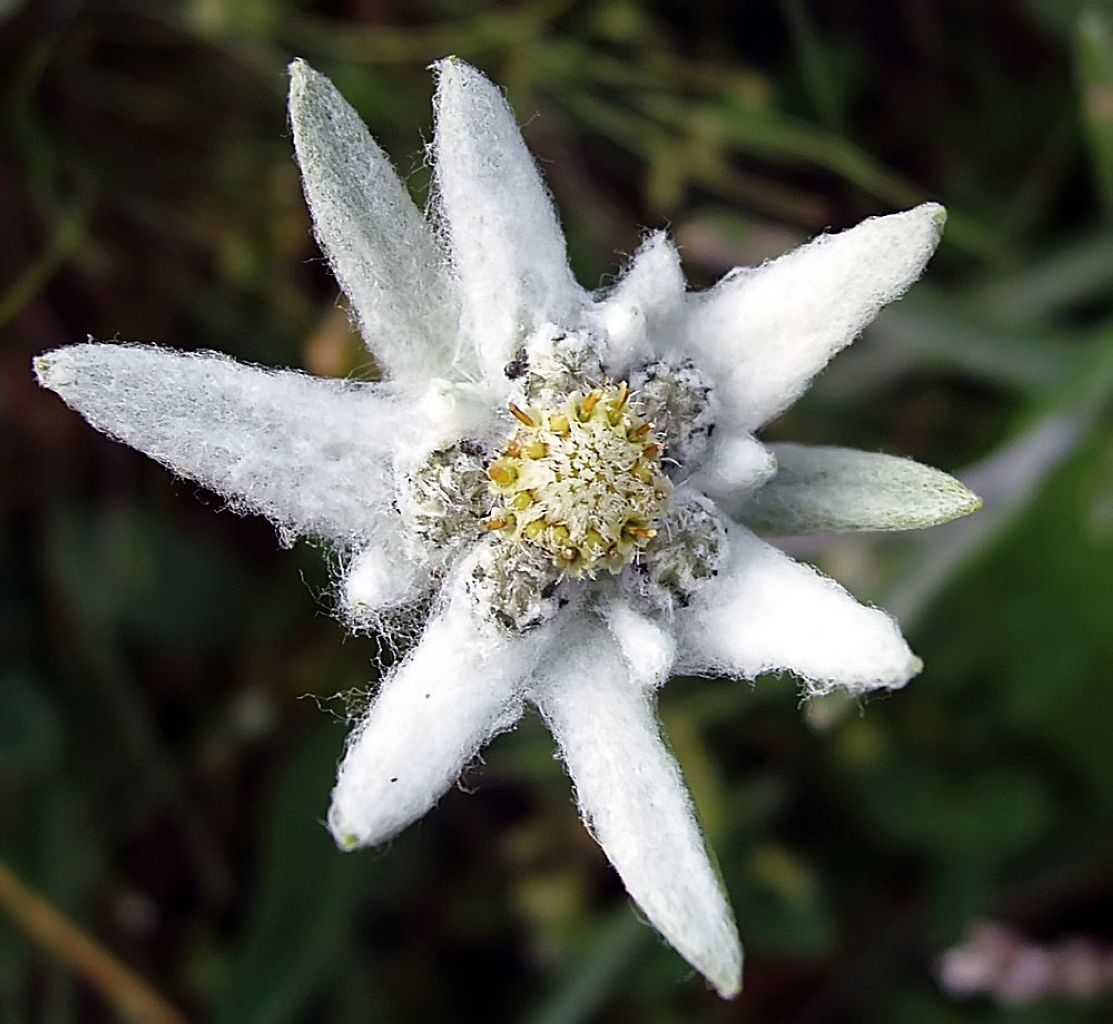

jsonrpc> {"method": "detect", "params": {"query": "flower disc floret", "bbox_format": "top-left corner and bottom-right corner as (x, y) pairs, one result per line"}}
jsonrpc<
(485, 383), (671, 576)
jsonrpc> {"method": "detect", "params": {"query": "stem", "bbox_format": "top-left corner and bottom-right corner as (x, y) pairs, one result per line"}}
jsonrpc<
(0, 859), (187, 1024)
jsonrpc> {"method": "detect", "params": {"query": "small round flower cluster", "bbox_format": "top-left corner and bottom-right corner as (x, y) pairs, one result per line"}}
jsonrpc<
(395, 336), (724, 633)
(485, 383), (671, 577)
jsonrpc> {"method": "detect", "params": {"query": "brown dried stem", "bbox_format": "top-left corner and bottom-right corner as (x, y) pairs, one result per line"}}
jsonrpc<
(0, 859), (187, 1024)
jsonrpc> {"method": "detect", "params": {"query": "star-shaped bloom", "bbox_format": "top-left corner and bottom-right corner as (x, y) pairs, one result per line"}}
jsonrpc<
(34, 59), (980, 997)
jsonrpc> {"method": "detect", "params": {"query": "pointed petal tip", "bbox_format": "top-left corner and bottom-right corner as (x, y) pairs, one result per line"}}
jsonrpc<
(326, 798), (390, 852)
(840, 201), (947, 259)
(633, 228), (684, 274)
(32, 351), (54, 387)
(287, 57), (326, 105)
(430, 54), (483, 91)
(919, 202), (947, 243)
(431, 57), (505, 117)
(287, 59), (350, 120)
(711, 964), (743, 1000)
(881, 650), (923, 692)
(640, 227), (677, 252)
(33, 343), (86, 392)
(933, 474), (983, 525)
(886, 639), (923, 690)
(286, 57), (313, 93)
(945, 482), (983, 523)
(896, 201), (947, 244)
(913, 471), (984, 527)
(430, 53), (477, 77)
(335, 830), (361, 853)
(328, 808), (384, 852)
(702, 935), (743, 999)
(431, 57), (513, 122)
(875, 201), (947, 245)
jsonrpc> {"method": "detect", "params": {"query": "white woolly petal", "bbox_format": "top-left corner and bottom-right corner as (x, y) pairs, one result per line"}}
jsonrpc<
(341, 542), (427, 625)
(740, 443), (983, 534)
(675, 525), (920, 695)
(329, 555), (549, 849)
(289, 60), (462, 383)
(594, 232), (686, 377)
(531, 621), (741, 998)
(410, 377), (504, 457)
(689, 433), (777, 515)
(684, 204), (946, 430)
(35, 343), (399, 546)
(600, 599), (677, 691)
(432, 58), (584, 383)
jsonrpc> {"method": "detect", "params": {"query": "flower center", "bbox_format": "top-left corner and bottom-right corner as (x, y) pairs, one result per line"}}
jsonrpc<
(484, 383), (671, 576)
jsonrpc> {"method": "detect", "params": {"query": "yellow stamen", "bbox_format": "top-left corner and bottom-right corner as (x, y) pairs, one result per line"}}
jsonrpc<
(509, 403), (536, 427)
(578, 390), (602, 420)
(642, 443), (662, 459)
(523, 440), (548, 459)
(512, 491), (533, 510)
(549, 413), (570, 435)
(629, 421), (653, 440)
(487, 459), (518, 488)
(608, 382), (630, 423)
(483, 515), (514, 532)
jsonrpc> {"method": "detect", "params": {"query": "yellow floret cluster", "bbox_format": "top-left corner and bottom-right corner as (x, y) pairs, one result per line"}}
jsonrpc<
(484, 383), (671, 576)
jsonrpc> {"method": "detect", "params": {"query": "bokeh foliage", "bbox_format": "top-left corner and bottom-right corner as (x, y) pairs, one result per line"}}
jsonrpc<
(3, 1), (1112, 1021)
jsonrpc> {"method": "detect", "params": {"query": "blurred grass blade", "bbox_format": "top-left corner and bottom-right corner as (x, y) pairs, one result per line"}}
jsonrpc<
(888, 413), (1078, 623)
(0, 673), (61, 777)
(0, 201), (89, 331)
(872, 294), (1081, 393)
(214, 726), (365, 1024)
(291, 1), (571, 64)
(1077, 9), (1113, 212)
(638, 93), (1005, 261)
(526, 912), (647, 1024)
(967, 230), (1113, 324)
(887, 329), (1113, 622)
(784, 0), (844, 131)
(558, 88), (828, 223)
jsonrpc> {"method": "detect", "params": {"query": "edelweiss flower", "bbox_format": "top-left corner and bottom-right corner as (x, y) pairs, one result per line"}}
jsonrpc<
(34, 58), (980, 997)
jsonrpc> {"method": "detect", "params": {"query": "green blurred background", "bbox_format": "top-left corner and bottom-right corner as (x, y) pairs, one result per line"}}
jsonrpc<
(4, 1), (1113, 1021)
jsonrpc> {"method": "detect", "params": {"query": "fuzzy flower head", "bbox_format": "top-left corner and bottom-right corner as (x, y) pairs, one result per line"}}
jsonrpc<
(34, 58), (980, 998)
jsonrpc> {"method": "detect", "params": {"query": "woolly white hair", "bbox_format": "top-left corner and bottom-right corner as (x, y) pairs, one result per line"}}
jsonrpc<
(33, 57), (981, 1000)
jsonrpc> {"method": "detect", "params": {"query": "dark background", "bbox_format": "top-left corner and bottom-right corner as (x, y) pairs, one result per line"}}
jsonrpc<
(3, 1), (1113, 1021)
